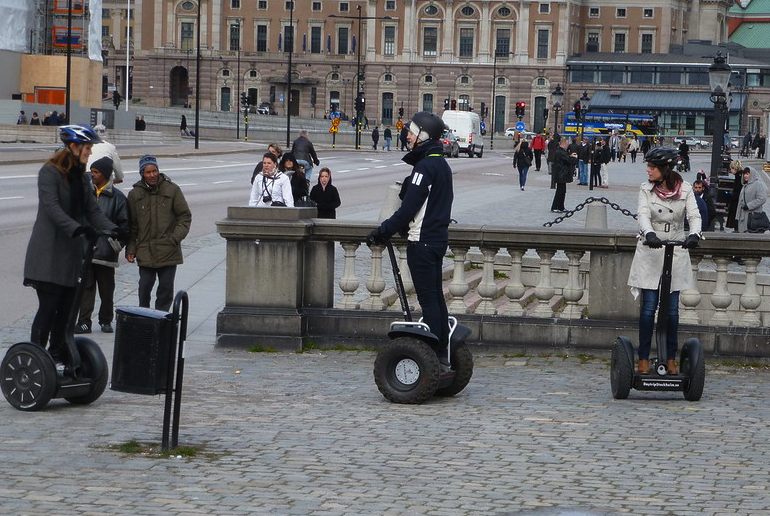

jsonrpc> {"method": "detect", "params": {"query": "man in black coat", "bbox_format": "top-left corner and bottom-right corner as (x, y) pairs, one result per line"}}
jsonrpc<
(291, 130), (320, 182)
(550, 136), (575, 212)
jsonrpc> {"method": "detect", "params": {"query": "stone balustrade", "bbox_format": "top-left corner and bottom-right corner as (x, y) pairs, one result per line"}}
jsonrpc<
(216, 207), (770, 357)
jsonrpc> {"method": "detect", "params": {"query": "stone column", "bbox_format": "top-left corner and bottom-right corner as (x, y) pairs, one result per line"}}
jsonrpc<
(475, 247), (499, 315)
(561, 251), (585, 319)
(531, 249), (556, 318)
(338, 242), (361, 310)
(739, 257), (762, 327)
(448, 245), (470, 314)
(501, 248), (526, 316)
(361, 244), (387, 311)
(679, 255), (702, 325)
(709, 256), (732, 326)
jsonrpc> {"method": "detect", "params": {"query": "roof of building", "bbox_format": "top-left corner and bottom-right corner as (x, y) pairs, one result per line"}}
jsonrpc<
(567, 52), (770, 68)
(589, 90), (747, 112)
(729, 23), (770, 48)
(728, 0), (770, 15)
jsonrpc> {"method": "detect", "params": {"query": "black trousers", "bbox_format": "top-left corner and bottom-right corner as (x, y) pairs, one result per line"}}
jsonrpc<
(138, 265), (177, 312)
(30, 282), (76, 356)
(533, 150), (543, 171)
(77, 264), (116, 326)
(407, 242), (449, 350)
(550, 183), (566, 211)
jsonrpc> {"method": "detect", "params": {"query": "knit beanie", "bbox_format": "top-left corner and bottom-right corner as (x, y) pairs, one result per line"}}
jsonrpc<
(139, 154), (159, 174)
(90, 156), (113, 178)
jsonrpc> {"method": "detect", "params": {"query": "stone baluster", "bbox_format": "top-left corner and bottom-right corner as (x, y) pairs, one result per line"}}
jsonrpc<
(396, 244), (414, 296)
(447, 245), (470, 314)
(501, 248), (526, 316)
(709, 256), (732, 326)
(337, 242), (360, 309)
(739, 257), (762, 327)
(531, 249), (556, 318)
(361, 244), (387, 311)
(561, 251), (585, 319)
(475, 247), (499, 315)
(679, 255), (702, 324)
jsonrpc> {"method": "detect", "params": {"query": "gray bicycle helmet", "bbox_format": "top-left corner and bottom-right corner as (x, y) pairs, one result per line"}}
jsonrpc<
(409, 111), (447, 143)
(644, 147), (678, 167)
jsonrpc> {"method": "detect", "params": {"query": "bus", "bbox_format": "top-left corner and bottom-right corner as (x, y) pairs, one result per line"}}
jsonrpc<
(563, 112), (658, 136)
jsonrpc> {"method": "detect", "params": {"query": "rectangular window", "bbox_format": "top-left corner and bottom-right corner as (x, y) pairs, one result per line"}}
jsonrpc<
(495, 29), (510, 56)
(643, 8), (653, 18)
(641, 33), (653, 54)
(459, 28), (474, 57)
(539, 3), (550, 14)
(284, 25), (294, 53)
(337, 27), (348, 54)
(385, 0), (396, 9)
(258, 0), (267, 8)
(422, 93), (433, 113)
(658, 68), (681, 85)
(423, 26), (437, 56)
(599, 67), (624, 84)
(586, 32), (599, 52)
(458, 95), (470, 111)
(312, 1), (321, 10)
(630, 67), (654, 84)
(181, 22), (194, 51)
(613, 32), (626, 53)
(285, 1), (293, 10)
(310, 26), (322, 53)
(537, 29), (549, 59)
(384, 26), (396, 56)
(570, 66), (595, 83)
(616, 8), (626, 17)
(102, 8), (110, 18)
(589, 7), (599, 17)
(269, 85), (276, 103)
(101, 25), (109, 37)
(340, 2), (349, 12)
(231, 0), (240, 8)
(229, 24), (240, 51)
(256, 25), (268, 52)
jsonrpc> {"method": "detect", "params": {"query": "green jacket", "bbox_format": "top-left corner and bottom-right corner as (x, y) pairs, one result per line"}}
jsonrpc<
(126, 173), (191, 268)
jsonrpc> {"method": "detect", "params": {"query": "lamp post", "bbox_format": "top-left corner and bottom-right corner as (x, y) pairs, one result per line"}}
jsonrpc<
(285, 0), (294, 148)
(551, 84), (563, 135)
(330, 6), (391, 150)
(194, 0), (201, 149)
(708, 52), (731, 186)
(235, 19), (241, 141)
(65, 0), (72, 124)
(578, 90), (591, 139)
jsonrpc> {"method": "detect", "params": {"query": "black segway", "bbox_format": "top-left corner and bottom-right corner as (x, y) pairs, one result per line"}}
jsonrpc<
(373, 241), (473, 404)
(1, 233), (110, 411)
(611, 240), (705, 401)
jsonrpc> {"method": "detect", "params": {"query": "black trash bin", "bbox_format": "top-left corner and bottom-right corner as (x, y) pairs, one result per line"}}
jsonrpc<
(111, 306), (175, 395)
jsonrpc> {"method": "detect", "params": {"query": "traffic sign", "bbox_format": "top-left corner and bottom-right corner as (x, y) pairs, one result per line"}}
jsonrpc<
(515, 121), (526, 132)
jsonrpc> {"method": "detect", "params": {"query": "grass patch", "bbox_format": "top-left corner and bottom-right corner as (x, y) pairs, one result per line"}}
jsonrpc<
(103, 440), (219, 460)
(248, 344), (278, 353)
(577, 353), (595, 364)
(712, 358), (770, 370)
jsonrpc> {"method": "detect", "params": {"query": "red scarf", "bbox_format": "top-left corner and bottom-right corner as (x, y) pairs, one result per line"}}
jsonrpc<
(652, 180), (682, 201)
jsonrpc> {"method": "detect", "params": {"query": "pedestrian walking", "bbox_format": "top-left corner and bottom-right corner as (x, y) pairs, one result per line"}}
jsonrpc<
(619, 135), (629, 162)
(309, 167), (341, 219)
(736, 167), (768, 233)
(17, 110), (27, 125)
(742, 132), (753, 157)
(547, 134), (560, 188)
(180, 115), (191, 137)
(126, 155), (192, 312)
(74, 157), (129, 334)
(249, 152), (293, 208)
(609, 132), (620, 161)
(577, 138), (590, 185)
(87, 140), (125, 185)
(627, 147), (701, 375)
(550, 136), (575, 212)
(590, 139), (609, 189)
(372, 126), (380, 150)
(531, 132), (546, 171)
(726, 160), (744, 231)
(513, 140), (533, 191)
(399, 125), (409, 151)
(755, 134), (766, 159)
(383, 126), (393, 151)
(628, 135), (640, 163)
(693, 179), (716, 232)
(640, 137), (651, 155)
(291, 130), (320, 183)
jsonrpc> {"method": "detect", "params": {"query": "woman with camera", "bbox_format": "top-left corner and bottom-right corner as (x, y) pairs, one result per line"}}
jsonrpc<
(248, 152), (294, 207)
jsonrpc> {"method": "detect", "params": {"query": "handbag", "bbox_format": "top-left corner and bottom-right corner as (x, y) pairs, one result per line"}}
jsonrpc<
(747, 211), (770, 232)
(295, 197), (317, 208)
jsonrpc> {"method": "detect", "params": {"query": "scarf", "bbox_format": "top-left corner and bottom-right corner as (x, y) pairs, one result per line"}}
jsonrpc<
(652, 179), (682, 201)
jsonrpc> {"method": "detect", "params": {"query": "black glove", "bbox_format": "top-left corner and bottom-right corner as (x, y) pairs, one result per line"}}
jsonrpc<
(366, 228), (386, 246)
(645, 232), (663, 249)
(73, 225), (98, 241)
(742, 205), (749, 211)
(683, 234), (700, 249)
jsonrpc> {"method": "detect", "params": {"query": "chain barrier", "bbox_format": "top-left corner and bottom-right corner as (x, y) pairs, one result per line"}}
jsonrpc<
(543, 197), (638, 227)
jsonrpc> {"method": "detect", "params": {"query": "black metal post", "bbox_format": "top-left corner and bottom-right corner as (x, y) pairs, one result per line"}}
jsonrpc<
(236, 20), (240, 141)
(65, 0), (72, 124)
(709, 96), (725, 186)
(194, 0), (201, 149)
(285, 0), (294, 148)
(553, 106), (560, 135)
(355, 5), (362, 150)
(170, 291), (189, 450)
(490, 51), (497, 150)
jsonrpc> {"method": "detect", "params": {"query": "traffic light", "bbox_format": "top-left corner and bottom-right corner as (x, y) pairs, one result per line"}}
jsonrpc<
(444, 98), (450, 110)
(515, 101), (526, 119)
(398, 106), (404, 118)
(451, 99), (457, 110)
(112, 90), (122, 109)
(543, 107), (549, 121)
(355, 93), (365, 114)
(240, 92), (248, 109)
(480, 102), (486, 118)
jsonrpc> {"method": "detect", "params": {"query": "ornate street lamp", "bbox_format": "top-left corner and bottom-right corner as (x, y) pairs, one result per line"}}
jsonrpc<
(578, 90), (591, 138)
(551, 84), (563, 135)
(709, 52), (731, 185)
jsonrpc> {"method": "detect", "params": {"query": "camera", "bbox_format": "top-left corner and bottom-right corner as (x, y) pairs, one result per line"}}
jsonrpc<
(262, 195), (272, 203)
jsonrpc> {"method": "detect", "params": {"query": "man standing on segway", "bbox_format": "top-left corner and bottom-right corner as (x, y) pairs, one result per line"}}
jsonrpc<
(368, 112), (453, 363)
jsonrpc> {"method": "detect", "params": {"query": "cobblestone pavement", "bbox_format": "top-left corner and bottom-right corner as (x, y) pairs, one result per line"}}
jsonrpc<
(2, 349), (769, 515)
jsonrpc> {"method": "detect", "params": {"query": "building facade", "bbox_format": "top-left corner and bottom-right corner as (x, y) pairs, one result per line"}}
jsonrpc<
(129, 0), (769, 134)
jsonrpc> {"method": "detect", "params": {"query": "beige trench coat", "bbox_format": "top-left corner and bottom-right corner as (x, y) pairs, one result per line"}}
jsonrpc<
(627, 181), (701, 293)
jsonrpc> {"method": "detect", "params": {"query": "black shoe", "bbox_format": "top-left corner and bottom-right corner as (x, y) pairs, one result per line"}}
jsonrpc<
(100, 323), (113, 333)
(74, 322), (91, 334)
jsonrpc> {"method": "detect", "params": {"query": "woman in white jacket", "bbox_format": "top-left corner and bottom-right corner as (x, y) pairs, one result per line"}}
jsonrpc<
(627, 148), (702, 375)
(249, 152), (294, 207)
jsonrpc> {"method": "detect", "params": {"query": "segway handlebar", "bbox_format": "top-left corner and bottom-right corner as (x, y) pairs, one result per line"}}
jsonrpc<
(643, 240), (686, 248)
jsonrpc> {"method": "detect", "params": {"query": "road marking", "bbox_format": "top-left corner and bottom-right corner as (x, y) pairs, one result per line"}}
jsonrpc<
(374, 165), (388, 169)
(0, 175), (36, 180)
(212, 180), (233, 184)
(177, 183), (198, 186)
(0, 196), (23, 200)
(482, 173), (505, 176)
(1, 162), (255, 180)
(356, 167), (370, 171)
(337, 169), (351, 173)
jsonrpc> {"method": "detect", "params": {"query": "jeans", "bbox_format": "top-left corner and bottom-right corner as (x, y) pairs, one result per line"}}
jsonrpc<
(138, 265), (177, 312)
(578, 160), (588, 184)
(296, 159), (314, 183)
(407, 242), (449, 350)
(384, 137), (391, 151)
(517, 166), (529, 188)
(638, 289), (680, 360)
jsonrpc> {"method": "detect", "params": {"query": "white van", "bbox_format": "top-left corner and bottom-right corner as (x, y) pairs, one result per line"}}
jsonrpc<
(441, 110), (484, 158)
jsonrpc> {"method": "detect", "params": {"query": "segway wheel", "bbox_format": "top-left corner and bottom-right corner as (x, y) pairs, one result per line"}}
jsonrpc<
(680, 338), (705, 402)
(435, 342), (474, 397)
(610, 337), (635, 399)
(64, 337), (109, 405)
(1, 343), (57, 411)
(373, 337), (440, 404)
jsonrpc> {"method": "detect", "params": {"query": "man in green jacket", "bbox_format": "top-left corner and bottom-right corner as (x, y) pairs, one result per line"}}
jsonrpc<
(126, 155), (192, 311)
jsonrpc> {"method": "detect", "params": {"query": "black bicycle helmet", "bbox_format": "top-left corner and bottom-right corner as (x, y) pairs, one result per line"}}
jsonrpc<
(409, 111), (447, 142)
(59, 124), (102, 145)
(644, 147), (678, 167)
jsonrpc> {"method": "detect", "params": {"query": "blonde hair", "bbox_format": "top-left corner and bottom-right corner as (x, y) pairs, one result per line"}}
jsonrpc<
(729, 159), (743, 173)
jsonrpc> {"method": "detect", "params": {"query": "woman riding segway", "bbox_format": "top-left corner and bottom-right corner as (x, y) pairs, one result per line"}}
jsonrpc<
(627, 147), (702, 376)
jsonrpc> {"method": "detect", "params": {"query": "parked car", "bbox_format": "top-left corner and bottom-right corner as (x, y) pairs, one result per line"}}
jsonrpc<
(673, 136), (711, 149)
(441, 130), (460, 158)
(257, 102), (276, 115)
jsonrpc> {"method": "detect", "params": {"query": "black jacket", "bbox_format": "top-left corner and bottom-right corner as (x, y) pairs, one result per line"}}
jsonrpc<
(309, 182), (341, 219)
(551, 147), (575, 184)
(91, 183), (129, 267)
(513, 145), (534, 169)
(378, 141), (453, 244)
(291, 136), (320, 166)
